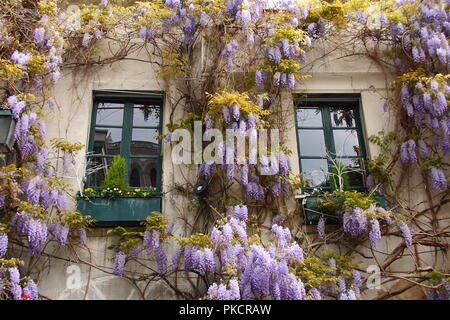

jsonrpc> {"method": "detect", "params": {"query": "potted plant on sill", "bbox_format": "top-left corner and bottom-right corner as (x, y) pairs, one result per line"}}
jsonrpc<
(76, 155), (161, 226)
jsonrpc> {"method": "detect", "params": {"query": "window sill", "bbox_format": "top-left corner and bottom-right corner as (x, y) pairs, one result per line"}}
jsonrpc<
(77, 196), (162, 227)
(300, 195), (386, 226)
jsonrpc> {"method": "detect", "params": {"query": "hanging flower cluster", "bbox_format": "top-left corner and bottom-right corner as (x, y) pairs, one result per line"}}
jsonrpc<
(395, 72), (449, 192)
(257, 25), (310, 90)
(0, 266), (38, 300)
(0, 1), (92, 295)
(206, 208), (311, 300)
(342, 204), (413, 248)
(370, 0), (450, 192)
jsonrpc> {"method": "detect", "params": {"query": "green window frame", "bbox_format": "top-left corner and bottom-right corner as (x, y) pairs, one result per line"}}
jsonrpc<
(86, 90), (164, 193)
(294, 94), (368, 193)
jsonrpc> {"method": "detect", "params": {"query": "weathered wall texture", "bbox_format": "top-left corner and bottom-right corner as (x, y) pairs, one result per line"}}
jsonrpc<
(31, 39), (447, 300)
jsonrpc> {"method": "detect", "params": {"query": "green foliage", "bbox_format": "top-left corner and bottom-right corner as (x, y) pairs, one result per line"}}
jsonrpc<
(313, 190), (377, 216)
(426, 270), (448, 286)
(143, 212), (169, 233)
(101, 155), (129, 192)
(165, 112), (202, 132)
(63, 211), (95, 230)
(51, 138), (84, 154)
(295, 251), (359, 291)
(0, 258), (24, 269)
(328, 161), (350, 192)
(179, 233), (212, 248)
(80, 187), (156, 199)
(107, 226), (145, 254)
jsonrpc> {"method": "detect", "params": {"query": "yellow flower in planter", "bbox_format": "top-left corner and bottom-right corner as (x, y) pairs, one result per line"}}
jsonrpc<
(134, 189), (141, 192)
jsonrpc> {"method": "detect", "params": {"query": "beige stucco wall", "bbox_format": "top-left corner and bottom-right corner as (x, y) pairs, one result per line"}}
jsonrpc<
(31, 38), (447, 300)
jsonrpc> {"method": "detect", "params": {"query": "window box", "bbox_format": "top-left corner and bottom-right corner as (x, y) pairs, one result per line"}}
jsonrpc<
(302, 195), (386, 225)
(76, 196), (161, 227)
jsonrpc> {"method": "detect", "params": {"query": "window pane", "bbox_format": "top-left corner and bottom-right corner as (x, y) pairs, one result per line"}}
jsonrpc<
(87, 157), (113, 187)
(333, 130), (360, 157)
(330, 106), (355, 127)
(296, 108), (322, 127)
(301, 159), (328, 188)
(130, 158), (158, 188)
(298, 129), (327, 157)
(131, 129), (159, 156)
(96, 102), (124, 126)
(93, 128), (122, 155)
(338, 158), (365, 187)
(133, 105), (160, 127)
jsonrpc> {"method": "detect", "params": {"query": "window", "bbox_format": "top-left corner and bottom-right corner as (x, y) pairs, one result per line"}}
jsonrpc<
(294, 94), (368, 192)
(86, 91), (164, 193)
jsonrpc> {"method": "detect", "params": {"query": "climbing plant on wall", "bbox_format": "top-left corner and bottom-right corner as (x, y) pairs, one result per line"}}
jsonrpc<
(0, 0), (448, 300)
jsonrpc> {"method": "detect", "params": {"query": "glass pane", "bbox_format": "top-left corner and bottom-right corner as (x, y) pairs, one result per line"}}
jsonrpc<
(96, 102), (124, 126)
(131, 129), (159, 156)
(301, 159), (329, 188)
(93, 128), (122, 155)
(338, 158), (365, 187)
(330, 106), (355, 127)
(333, 130), (360, 157)
(86, 157), (113, 187)
(130, 158), (159, 188)
(296, 108), (322, 127)
(133, 105), (160, 127)
(298, 129), (327, 157)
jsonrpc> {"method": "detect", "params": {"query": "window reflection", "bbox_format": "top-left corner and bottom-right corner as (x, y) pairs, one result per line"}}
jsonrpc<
(333, 130), (360, 157)
(87, 157), (113, 187)
(93, 128), (121, 156)
(341, 158), (365, 187)
(133, 105), (160, 127)
(130, 158), (158, 187)
(296, 108), (322, 127)
(330, 106), (355, 127)
(301, 159), (329, 187)
(96, 103), (124, 126)
(131, 129), (159, 156)
(298, 129), (327, 157)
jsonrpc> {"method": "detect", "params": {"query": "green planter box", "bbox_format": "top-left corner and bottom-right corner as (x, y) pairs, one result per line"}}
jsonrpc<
(77, 197), (162, 227)
(303, 195), (386, 225)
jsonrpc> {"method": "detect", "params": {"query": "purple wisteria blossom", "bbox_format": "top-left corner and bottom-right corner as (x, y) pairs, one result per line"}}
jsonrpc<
(49, 223), (69, 246)
(398, 221), (413, 247)
(310, 287), (321, 300)
(430, 167), (448, 191)
(22, 280), (38, 300)
(369, 218), (382, 249)
(155, 246), (167, 275)
(400, 139), (417, 165)
(246, 182), (265, 200)
(79, 229), (87, 245)
(82, 33), (92, 47)
(343, 207), (368, 237)
(417, 140), (429, 158)
(113, 251), (126, 277)
(211, 227), (223, 245)
(171, 246), (180, 271)
(317, 217), (325, 240)
(221, 40), (239, 71)
(255, 70), (265, 88)
(355, 11), (365, 24)
(0, 233), (7, 257)
(34, 28), (45, 45)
